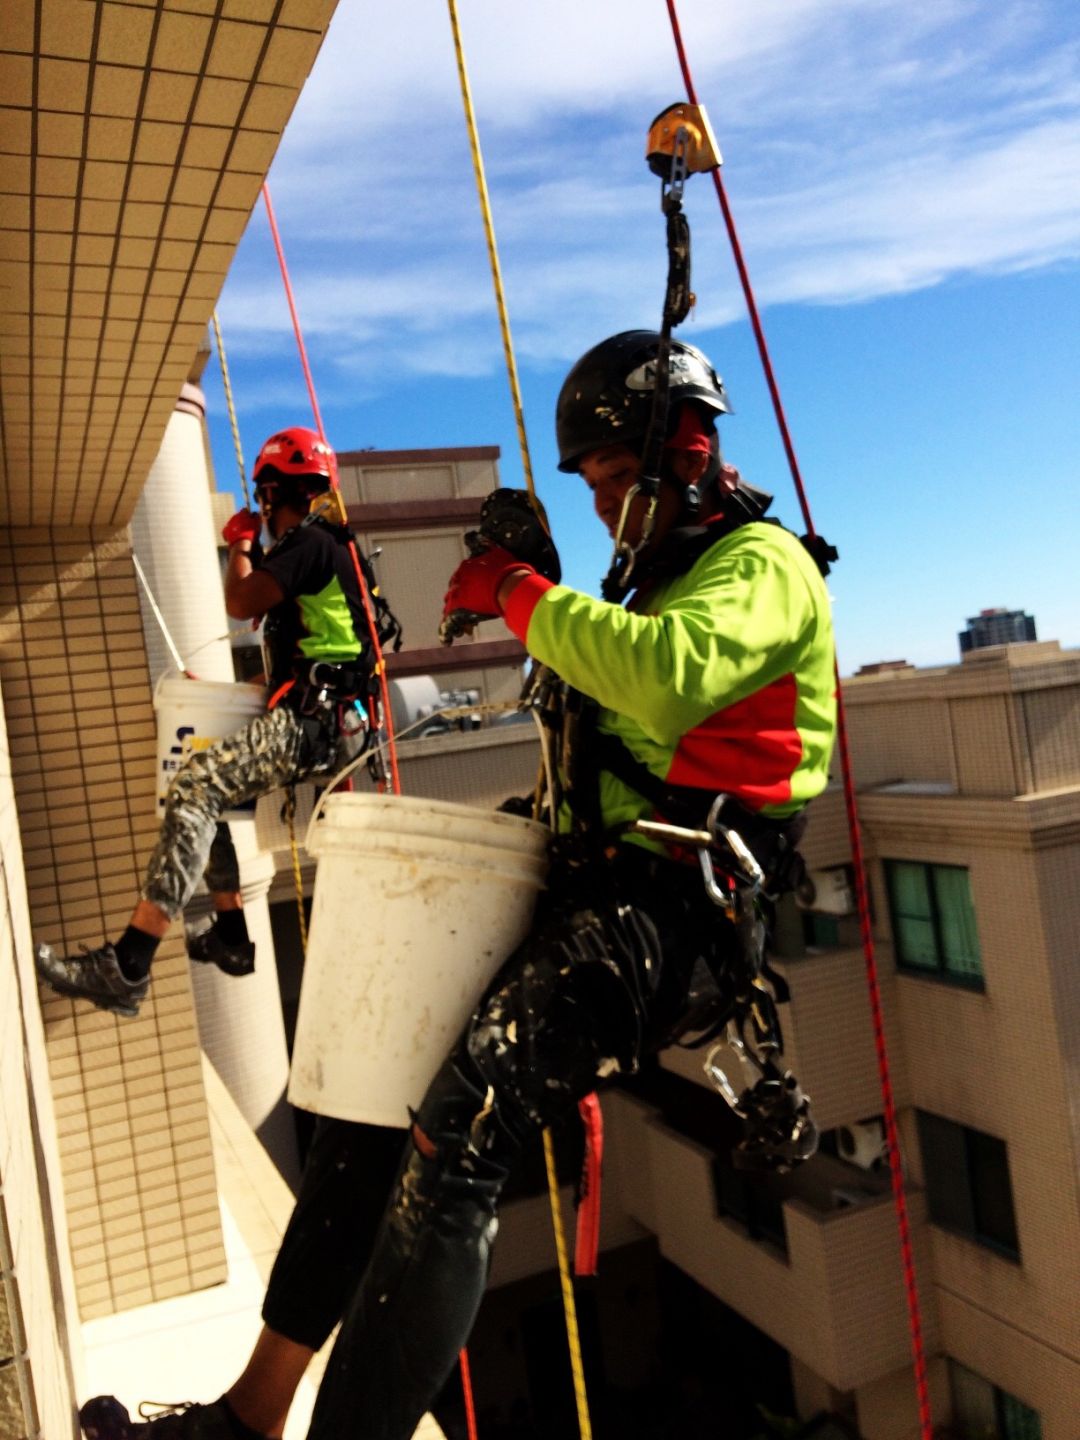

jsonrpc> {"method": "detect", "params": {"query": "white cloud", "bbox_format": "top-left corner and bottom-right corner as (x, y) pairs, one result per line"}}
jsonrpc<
(217, 0), (1080, 386)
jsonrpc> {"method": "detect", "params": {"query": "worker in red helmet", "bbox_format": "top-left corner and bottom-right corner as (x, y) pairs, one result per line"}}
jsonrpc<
(35, 426), (391, 1018)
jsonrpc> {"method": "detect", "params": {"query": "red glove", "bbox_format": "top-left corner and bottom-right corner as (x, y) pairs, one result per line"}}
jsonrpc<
(442, 546), (535, 622)
(222, 508), (261, 546)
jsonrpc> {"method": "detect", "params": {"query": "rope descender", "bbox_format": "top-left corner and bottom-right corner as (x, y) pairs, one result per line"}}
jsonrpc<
(646, 101), (722, 189)
(601, 104), (717, 601)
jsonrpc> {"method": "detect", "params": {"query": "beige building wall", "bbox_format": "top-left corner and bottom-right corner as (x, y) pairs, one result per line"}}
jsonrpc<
(0, 527), (226, 1347)
(818, 645), (1080, 1436)
(0, 671), (82, 1440)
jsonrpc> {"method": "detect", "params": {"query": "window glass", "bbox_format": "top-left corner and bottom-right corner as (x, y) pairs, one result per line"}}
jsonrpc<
(1000, 1391), (1042, 1440)
(804, 912), (840, 949)
(888, 862), (938, 968)
(966, 1129), (1020, 1257)
(886, 860), (984, 988)
(950, 1362), (996, 1435)
(917, 1111), (975, 1234)
(934, 866), (983, 980)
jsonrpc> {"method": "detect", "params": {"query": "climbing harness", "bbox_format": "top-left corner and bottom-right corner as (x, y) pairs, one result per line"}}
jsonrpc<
(631, 807), (817, 1172)
(662, 3), (932, 1432)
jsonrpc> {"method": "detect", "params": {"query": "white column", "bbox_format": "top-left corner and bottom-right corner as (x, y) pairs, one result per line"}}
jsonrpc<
(189, 842), (301, 1190)
(133, 384), (299, 1187)
(130, 384), (234, 683)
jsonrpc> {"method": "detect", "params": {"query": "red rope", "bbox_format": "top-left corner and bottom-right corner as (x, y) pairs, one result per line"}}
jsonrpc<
(260, 182), (401, 795)
(663, 6), (932, 1435)
(459, 1346), (479, 1440)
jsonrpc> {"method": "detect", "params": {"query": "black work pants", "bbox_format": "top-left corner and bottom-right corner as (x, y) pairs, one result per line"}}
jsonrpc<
(306, 848), (733, 1440)
(262, 1117), (407, 1350)
(261, 1116), (469, 1440)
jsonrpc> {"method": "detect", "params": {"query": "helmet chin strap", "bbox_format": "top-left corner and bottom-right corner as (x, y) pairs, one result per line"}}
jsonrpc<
(601, 482), (659, 601)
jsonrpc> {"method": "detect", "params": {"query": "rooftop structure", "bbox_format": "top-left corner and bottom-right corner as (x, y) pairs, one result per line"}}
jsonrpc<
(959, 607), (1037, 654)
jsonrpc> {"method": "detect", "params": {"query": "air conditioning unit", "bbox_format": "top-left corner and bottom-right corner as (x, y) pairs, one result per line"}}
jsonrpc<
(796, 867), (855, 916)
(388, 675), (443, 734)
(838, 1119), (887, 1171)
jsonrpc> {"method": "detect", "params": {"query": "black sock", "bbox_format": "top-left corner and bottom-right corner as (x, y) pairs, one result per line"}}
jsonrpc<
(114, 926), (159, 981)
(218, 1397), (267, 1440)
(214, 909), (250, 945)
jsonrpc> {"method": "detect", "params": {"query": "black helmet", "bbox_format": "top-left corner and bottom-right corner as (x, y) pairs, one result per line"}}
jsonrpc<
(555, 330), (732, 473)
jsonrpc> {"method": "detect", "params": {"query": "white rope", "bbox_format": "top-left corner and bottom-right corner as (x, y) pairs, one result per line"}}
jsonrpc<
(304, 700), (528, 847)
(131, 551), (187, 673)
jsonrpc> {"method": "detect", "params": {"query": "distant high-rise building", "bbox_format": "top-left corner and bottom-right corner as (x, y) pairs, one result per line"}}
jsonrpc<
(959, 606), (1037, 653)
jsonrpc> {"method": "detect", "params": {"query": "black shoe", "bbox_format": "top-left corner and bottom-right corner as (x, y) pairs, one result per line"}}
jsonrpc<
(185, 921), (255, 977)
(80, 1395), (257, 1438)
(34, 941), (148, 1017)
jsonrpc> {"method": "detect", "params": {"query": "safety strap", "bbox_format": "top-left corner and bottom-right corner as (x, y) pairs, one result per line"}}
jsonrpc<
(587, 729), (803, 879)
(574, 1093), (603, 1278)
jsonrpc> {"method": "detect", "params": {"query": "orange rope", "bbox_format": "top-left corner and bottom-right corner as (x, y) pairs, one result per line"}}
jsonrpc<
(260, 181), (401, 795)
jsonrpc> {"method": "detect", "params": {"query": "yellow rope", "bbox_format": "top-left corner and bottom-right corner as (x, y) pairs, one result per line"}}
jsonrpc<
(284, 788), (309, 954)
(211, 309), (252, 511)
(445, 0), (544, 527)
(542, 1128), (593, 1440)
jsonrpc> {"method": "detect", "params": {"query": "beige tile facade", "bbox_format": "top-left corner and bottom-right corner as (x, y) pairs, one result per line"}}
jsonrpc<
(805, 645), (1080, 1433)
(0, 529), (225, 1347)
(0, 672), (80, 1440)
(0, 0), (335, 529)
(1, 2), (336, 1422)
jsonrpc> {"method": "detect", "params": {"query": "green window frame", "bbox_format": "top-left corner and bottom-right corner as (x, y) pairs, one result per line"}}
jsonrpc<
(949, 1359), (1041, 1440)
(885, 860), (983, 987)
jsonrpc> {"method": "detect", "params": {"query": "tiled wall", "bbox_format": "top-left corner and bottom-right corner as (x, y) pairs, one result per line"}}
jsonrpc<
(0, 524), (225, 1326)
(0, 0), (336, 527)
(1, 669), (78, 1440)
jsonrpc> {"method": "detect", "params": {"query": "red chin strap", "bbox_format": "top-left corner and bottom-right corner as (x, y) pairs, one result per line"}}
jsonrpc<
(664, 404), (713, 456)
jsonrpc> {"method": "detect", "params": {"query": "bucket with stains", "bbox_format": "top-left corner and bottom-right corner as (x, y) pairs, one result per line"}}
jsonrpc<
(288, 791), (550, 1126)
(153, 672), (266, 822)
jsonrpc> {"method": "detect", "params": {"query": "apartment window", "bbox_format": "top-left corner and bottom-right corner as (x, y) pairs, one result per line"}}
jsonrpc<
(711, 1157), (788, 1253)
(802, 911), (840, 950)
(949, 1360), (1041, 1440)
(916, 1111), (1020, 1259)
(885, 860), (983, 987)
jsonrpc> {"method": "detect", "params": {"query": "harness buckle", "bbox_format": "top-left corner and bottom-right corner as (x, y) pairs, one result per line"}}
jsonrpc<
(629, 800), (764, 902)
(705, 795), (765, 894)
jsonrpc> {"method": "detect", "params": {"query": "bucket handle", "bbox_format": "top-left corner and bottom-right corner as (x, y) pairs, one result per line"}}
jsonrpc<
(304, 698), (538, 852)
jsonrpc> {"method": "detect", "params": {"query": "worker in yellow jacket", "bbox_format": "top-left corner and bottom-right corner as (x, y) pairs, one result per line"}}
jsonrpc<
(304, 330), (838, 1440)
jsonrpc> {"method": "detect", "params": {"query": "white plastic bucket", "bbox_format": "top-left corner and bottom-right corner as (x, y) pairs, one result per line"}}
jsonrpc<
(288, 792), (550, 1126)
(153, 672), (267, 822)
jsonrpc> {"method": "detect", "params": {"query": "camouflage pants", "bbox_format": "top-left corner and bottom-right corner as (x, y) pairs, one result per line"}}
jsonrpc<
(142, 703), (322, 920)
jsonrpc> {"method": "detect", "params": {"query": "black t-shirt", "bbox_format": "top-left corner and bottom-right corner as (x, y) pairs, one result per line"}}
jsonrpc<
(260, 518), (367, 687)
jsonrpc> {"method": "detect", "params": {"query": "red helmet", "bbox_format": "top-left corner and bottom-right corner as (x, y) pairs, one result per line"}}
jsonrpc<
(253, 426), (335, 500)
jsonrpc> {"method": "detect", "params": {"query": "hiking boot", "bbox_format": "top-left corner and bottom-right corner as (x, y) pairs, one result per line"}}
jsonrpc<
(185, 920), (255, 977)
(80, 1395), (262, 1438)
(34, 941), (148, 1017)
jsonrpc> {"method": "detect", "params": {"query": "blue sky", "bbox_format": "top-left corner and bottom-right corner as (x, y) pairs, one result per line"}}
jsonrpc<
(209, 0), (1080, 673)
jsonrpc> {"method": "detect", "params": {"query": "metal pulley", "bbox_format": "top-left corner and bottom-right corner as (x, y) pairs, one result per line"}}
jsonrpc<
(646, 101), (722, 184)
